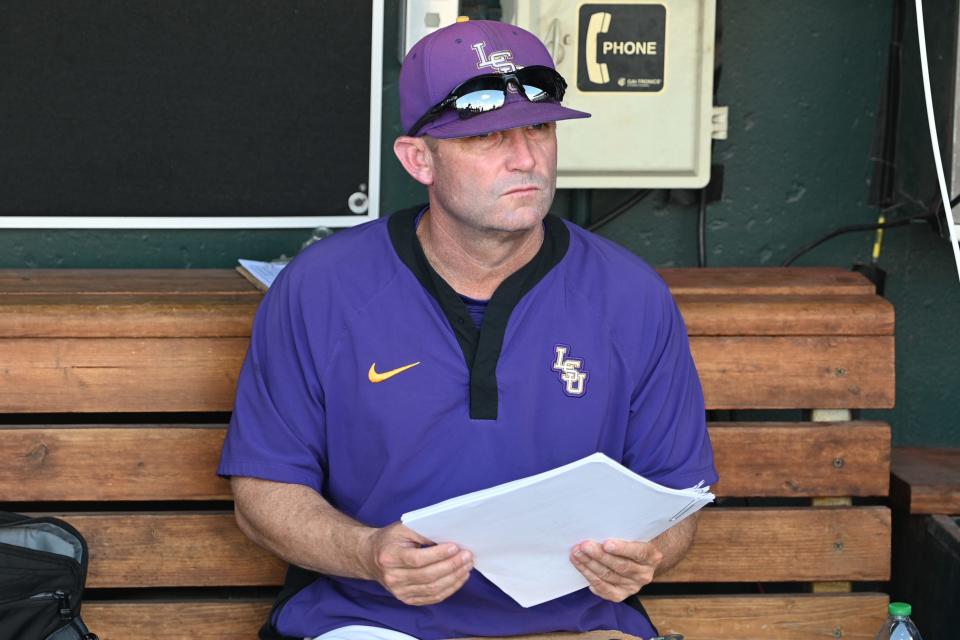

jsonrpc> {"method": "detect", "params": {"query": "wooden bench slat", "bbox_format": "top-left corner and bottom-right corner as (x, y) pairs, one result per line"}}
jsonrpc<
(0, 423), (890, 502)
(659, 267), (876, 296)
(0, 270), (891, 340)
(83, 600), (273, 640)
(664, 506), (890, 582)
(0, 267), (873, 297)
(0, 269), (260, 296)
(80, 593), (889, 640)
(890, 447), (960, 514)
(675, 294), (893, 336)
(643, 593), (889, 640)
(55, 508), (888, 588)
(0, 294), (258, 338)
(711, 421), (890, 497)
(0, 337), (247, 412)
(0, 427), (231, 501)
(450, 633), (642, 640)
(692, 336), (895, 409)
(0, 294), (893, 339)
(70, 512), (287, 588)
(0, 335), (894, 413)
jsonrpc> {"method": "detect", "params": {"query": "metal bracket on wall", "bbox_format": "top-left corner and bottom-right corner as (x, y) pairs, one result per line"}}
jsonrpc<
(711, 105), (728, 140)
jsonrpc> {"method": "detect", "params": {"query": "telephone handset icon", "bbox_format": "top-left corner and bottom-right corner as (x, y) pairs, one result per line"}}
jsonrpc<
(585, 11), (612, 84)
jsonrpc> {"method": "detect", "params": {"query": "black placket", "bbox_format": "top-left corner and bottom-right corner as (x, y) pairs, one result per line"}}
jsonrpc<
(388, 205), (569, 420)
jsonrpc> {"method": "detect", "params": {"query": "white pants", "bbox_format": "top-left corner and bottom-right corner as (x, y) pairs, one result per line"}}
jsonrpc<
(309, 625), (421, 640)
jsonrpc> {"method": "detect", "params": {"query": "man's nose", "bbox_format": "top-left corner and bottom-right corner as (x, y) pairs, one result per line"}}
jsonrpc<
(503, 128), (537, 171)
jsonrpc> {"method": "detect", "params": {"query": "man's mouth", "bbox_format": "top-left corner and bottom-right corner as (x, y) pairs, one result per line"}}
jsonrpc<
(503, 186), (540, 196)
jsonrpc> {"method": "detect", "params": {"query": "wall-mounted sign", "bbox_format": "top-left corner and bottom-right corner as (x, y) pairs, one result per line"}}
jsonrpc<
(577, 3), (666, 92)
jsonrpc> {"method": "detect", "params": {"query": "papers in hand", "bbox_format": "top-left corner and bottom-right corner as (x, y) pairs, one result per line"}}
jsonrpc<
(236, 259), (287, 291)
(401, 452), (713, 608)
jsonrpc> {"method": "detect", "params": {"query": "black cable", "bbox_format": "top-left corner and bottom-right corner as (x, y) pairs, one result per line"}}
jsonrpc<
(781, 213), (934, 266)
(697, 189), (707, 267)
(586, 190), (652, 231)
(869, 0), (905, 209)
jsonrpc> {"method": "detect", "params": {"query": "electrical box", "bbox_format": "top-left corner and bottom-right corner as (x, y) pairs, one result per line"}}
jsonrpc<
(501, 0), (718, 188)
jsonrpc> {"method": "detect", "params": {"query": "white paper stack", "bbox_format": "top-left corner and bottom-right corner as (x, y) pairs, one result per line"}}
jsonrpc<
(237, 258), (288, 291)
(401, 452), (713, 608)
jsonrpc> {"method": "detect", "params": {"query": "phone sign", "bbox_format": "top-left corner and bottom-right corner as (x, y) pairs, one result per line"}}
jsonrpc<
(577, 4), (666, 92)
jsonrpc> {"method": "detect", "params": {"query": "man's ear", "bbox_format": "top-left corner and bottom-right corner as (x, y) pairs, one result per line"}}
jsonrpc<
(393, 136), (435, 186)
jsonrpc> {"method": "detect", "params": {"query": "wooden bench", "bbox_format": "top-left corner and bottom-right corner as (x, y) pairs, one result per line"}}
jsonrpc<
(0, 267), (894, 639)
(891, 448), (960, 516)
(889, 448), (960, 639)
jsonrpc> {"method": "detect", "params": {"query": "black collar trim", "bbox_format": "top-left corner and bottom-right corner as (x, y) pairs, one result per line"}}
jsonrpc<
(388, 205), (570, 420)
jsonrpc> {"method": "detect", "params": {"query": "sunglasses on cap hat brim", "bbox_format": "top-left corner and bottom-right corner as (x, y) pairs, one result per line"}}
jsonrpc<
(406, 65), (567, 137)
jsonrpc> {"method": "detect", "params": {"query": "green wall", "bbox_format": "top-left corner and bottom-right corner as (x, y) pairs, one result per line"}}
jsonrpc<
(1, 1), (957, 446)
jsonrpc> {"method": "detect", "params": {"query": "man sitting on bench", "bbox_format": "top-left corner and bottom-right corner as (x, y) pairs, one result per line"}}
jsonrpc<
(218, 19), (717, 640)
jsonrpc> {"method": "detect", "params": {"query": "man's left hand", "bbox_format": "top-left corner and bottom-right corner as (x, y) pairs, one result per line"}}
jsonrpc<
(569, 539), (663, 602)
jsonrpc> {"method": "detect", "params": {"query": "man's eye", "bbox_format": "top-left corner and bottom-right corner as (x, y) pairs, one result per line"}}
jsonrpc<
(465, 131), (502, 144)
(527, 122), (555, 133)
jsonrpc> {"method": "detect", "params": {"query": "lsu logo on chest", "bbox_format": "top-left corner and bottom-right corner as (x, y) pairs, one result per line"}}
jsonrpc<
(552, 344), (588, 397)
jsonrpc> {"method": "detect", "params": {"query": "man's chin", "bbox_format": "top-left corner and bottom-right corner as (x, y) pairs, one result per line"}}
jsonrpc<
(494, 206), (550, 233)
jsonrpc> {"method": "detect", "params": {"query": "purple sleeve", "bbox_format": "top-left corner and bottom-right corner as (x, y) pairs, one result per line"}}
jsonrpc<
(622, 283), (718, 490)
(217, 267), (328, 493)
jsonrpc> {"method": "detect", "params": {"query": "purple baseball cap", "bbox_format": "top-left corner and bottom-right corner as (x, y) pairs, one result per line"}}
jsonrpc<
(399, 19), (590, 139)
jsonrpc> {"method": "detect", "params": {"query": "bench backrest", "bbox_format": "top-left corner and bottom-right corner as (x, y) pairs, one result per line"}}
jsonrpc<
(0, 267), (894, 639)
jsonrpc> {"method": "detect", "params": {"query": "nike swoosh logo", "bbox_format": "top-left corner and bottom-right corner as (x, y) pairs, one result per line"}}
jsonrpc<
(368, 361), (421, 383)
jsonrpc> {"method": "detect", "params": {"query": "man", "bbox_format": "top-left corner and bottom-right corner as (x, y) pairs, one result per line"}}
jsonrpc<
(218, 18), (717, 640)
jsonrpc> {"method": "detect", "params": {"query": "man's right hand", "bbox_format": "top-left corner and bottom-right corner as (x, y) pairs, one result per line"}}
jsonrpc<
(363, 522), (473, 606)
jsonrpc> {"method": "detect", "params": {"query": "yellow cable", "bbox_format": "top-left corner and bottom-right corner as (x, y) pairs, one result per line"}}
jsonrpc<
(872, 214), (885, 263)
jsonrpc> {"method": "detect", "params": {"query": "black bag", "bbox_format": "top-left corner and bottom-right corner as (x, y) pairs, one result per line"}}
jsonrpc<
(0, 512), (98, 640)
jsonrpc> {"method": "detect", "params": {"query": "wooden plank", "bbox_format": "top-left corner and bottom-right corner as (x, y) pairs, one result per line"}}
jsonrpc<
(83, 600), (273, 640)
(710, 422), (890, 497)
(890, 447), (960, 514)
(692, 336), (895, 409)
(56, 508), (888, 588)
(662, 507), (890, 582)
(0, 335), (895, 413)
(643, 593), (889, 640)
(1, 267), (872, 298)
(0, 294), (257, 338)
(675, 294), (894, 336)
(659, 267), (875, 296)
(454, 633), (641, 640)
(64, 513), (287, 588)
(0, 427), (232, 501)
(0, 293), (894, 339)
(0, 269), (260, 296)
(0, 422), (890, 502)
(81, 594), (889, 640)
(0, 337), (247, 412)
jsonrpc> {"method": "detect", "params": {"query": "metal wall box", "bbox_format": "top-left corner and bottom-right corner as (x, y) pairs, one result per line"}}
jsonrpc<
(502, 0), (717, 188)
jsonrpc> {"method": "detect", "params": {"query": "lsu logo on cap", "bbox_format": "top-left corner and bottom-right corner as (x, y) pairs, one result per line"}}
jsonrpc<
(552, 345), (588, 397)
(473, 41), (516, 73)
